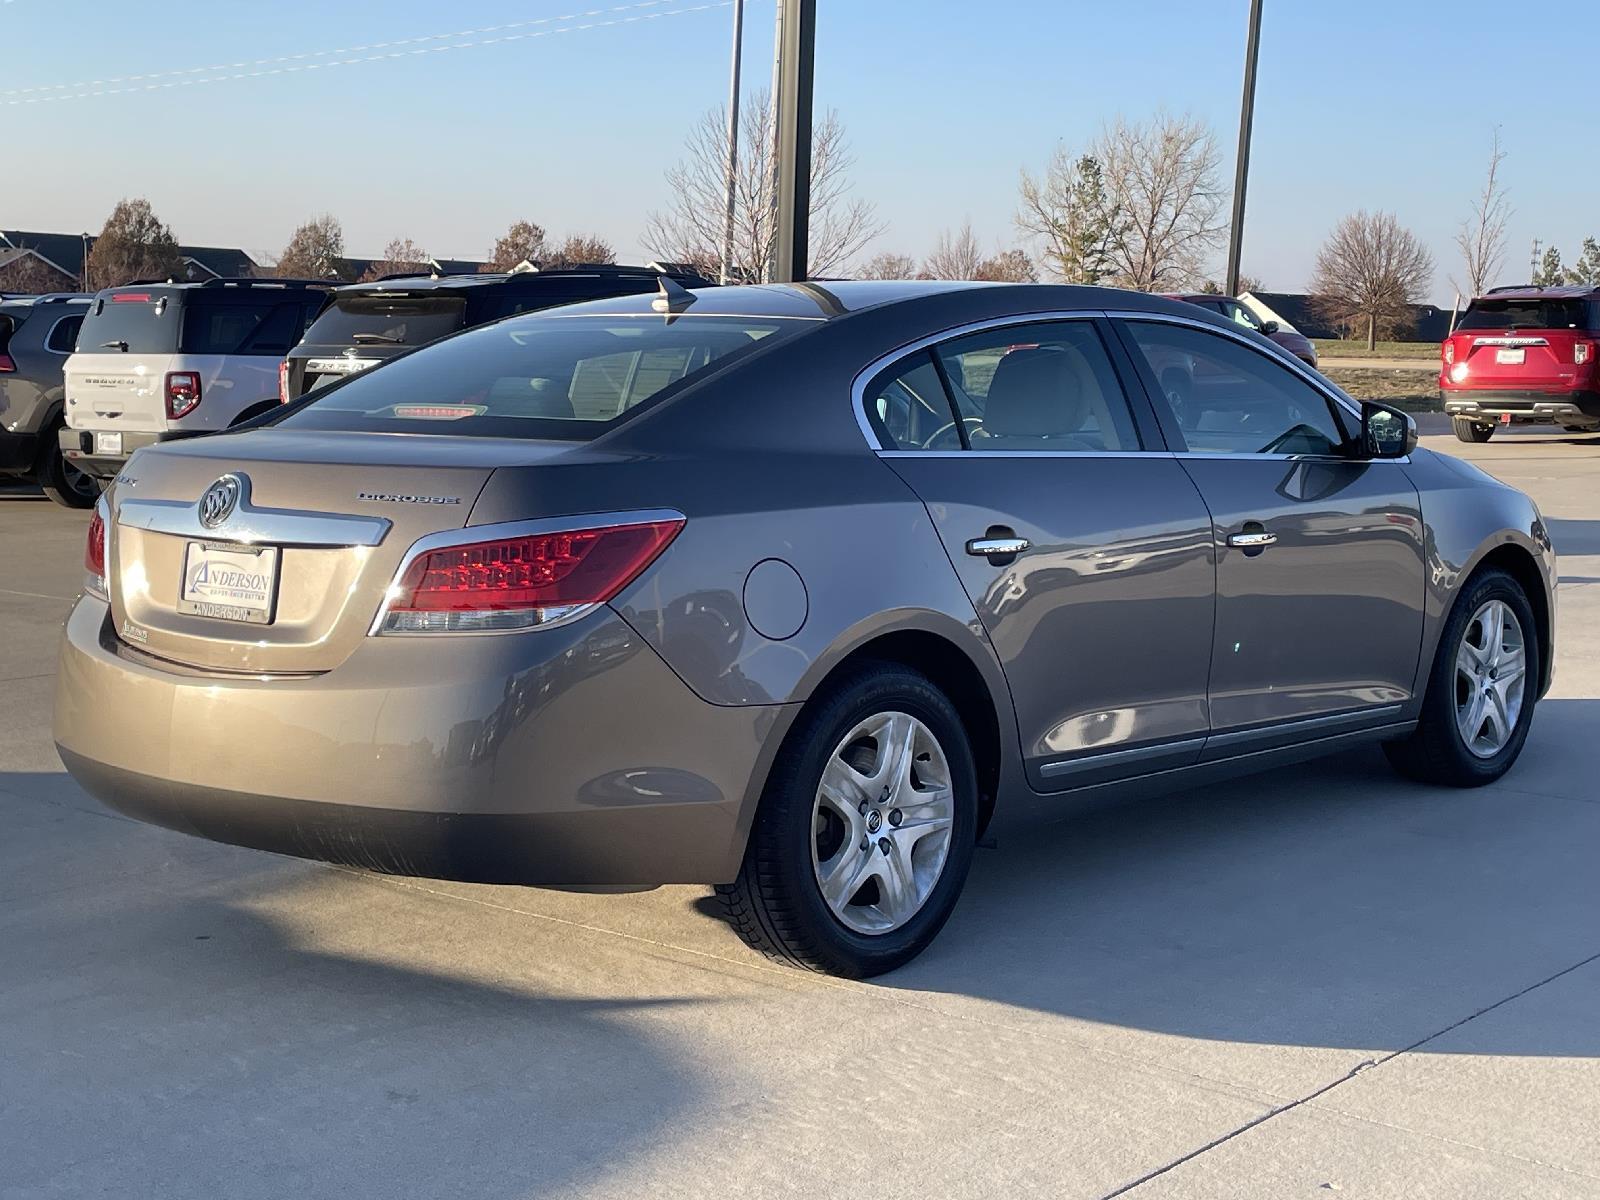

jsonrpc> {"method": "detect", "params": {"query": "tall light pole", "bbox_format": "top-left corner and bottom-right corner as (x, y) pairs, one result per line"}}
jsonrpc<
(719, 0), (744, 284)
(772, 0), (816, 283)
(1224, 0), (1263, 297)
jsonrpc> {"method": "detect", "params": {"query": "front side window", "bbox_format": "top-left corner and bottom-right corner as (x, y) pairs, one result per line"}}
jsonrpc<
(932, 321), (1141, 452)
(278, 313), (806, 441)
(1121, 320), (1348, 456)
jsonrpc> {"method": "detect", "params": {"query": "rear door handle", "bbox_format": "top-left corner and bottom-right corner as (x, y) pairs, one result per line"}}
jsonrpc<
(1226, 531), (1276, 548)
(966, 535), (1030, 558)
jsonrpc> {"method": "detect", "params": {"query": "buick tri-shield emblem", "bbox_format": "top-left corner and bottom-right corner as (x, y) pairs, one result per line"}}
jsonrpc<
(199, 475), (242, 528)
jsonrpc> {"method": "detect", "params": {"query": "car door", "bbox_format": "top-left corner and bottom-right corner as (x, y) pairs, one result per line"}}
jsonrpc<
(862, 316), (1217, 789)
(1114, 314), (1426, 749)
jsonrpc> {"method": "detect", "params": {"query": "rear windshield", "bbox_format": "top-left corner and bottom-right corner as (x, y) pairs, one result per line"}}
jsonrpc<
(277, 313), (808, 440)
(302, 295), (466, 349)
(1457, 298), (1599, 332)
(181, 301), (310, 355)
(78, 293), (179, 354)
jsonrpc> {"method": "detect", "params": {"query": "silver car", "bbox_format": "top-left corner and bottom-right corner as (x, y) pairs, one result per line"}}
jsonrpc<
(54, 282), (1556, 977)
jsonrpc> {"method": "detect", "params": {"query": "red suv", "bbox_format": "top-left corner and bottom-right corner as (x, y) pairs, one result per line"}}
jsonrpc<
(1441, 285), (1600, 442)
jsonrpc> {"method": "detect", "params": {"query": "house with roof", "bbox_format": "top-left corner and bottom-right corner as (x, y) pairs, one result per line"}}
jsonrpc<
(0, 246), (79, 294)
(0, 230), (262, 291)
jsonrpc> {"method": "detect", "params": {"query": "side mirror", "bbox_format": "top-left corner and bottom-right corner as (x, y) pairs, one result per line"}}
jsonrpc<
(1261, 320), (1280, 334)
(1361, 401), (1417, 459)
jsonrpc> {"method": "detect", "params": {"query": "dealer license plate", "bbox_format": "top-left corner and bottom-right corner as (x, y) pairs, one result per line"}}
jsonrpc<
(177, 541), (279, 624)
(1495, 348), (1525, 365)
(94, 431), (123, 455)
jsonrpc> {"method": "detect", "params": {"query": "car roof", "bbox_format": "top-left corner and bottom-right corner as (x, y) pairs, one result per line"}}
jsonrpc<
(334, 265), (711, 297)
(1477, 285), (1600, 301)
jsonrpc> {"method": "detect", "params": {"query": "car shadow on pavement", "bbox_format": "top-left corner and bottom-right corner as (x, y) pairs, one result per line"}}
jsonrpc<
(2, 781), (708, 1199)
(882, 697), (1600, 1059)
(1547, 517), (1600, 557)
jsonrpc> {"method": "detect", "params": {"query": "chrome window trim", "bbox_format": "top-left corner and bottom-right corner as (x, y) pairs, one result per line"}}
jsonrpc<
(368, 507), (687, 637)
(850, 310), (1108, 451)
(116, 473), (391, 548)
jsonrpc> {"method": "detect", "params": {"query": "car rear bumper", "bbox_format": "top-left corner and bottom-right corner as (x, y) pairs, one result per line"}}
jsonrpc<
(1442, 389), (1600, 425)
(59, 427), (185, 478)
(54, 596), (789, 885)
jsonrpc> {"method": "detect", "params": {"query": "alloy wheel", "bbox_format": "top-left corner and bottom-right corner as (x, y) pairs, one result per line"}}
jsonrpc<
(810, 711), (955, 935)
(1454, 599), (1527, 759)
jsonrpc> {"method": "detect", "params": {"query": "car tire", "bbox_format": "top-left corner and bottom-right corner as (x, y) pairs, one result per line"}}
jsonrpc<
(1383, 568), (1538, 787)
(1452, 418), (1495, 443)
(36, 427), (101, 510)
(716, 663), (978, 978)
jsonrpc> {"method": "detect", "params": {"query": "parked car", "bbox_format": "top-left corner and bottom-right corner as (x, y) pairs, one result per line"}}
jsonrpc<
(281, 264), (714, 401)
(1165, 293), (1319, 367)
(1441, 285), (1600, 442)
(55, 281), (1554, 978)
(0, 292), (98, 507)
(59, 278), (331, 479)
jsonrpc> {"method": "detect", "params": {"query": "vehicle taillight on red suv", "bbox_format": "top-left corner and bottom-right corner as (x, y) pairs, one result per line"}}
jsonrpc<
(279, 359), (291, 404)
(1443, 340), (1455, 365)
(1577, 342), (1592, 365)
(165, 371), (202, 419)
(378, 518), (684, 634)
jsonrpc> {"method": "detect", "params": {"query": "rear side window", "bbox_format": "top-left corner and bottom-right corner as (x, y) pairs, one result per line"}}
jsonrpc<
(78, 293), (180, 354)
(302, 295), (466, 348)
(278, 314), (808, 441)
(1457, 299), (1597, 332)
(864, 353), (961, 450)
(179, 301), (305, 355)
(47, 314), (84, 353)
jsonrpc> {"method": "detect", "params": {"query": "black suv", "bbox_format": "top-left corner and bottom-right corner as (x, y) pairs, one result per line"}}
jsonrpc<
(280, 264), (714, 401)
(0, 292), (97, 507)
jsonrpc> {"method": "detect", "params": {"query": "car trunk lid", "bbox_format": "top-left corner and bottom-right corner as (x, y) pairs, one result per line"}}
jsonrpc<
(105, 430), (575, 674)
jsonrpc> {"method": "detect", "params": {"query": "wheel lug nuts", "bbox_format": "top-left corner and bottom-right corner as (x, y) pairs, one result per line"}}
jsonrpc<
(878, 837), (892, 857)
(889, 809), (903, 827)
(881, 788), (891, 800)
(858, 801), (868, 815)
(860, 837), (869, 852)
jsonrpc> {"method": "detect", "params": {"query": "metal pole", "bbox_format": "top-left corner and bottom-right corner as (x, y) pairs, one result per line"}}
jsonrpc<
(719, 0), (744, 284)
(1224, 0), (1263, 297)
(763, 0), (785, 283)
(772, 0), (816, 283)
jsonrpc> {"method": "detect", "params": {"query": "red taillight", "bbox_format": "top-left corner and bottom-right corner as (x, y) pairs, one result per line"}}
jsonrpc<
(381, 519), (683, 634)
(85, 508), (107, 594)
(1443, 340), (1455, 365)
(165, 371), (202, 419)
(0, 353), (15, 373)
(1577, 342), (1592, 365)
(278, 359), (291, 404)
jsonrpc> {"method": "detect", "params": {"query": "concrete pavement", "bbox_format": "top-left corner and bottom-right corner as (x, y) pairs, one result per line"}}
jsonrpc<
(2, 427), (1597, 1199)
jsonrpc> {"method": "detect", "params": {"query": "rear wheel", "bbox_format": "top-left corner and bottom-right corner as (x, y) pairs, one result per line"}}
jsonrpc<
(717, 664), (978, 978)
(36, 425), (100, 509)
(1452, 417), (1495, 443)
(1384, 569), (1537, 787)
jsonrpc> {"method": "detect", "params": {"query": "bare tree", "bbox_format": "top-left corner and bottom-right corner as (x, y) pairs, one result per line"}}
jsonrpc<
(545, 234), (616, 268)
(85, 198), (184, 289)
(1017, 149), (1120, 283)
(483, 220), (548, 272)
(358, 238), (431, 282)
(1096, 114), (1226, 290)
(858, 252), (918, 280)
(1452, 128), (1511, 300)
(1311, 210), (1434, 349)
(644, 90), (881, 281)
(276, 215), (346, 280)
(974, 248), (1037, 282)
(923, 223), (985, 280)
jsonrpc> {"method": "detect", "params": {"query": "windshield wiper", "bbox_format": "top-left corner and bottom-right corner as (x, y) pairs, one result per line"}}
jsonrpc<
(100, 340), (128, 351)
(351, 332), (403, 344)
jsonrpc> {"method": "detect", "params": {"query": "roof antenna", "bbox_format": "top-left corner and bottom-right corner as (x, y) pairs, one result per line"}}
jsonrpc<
(652, 275), (697, 317)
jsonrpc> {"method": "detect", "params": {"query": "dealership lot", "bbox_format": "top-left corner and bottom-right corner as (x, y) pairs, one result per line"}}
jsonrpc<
(3, 423), (1597, 1198)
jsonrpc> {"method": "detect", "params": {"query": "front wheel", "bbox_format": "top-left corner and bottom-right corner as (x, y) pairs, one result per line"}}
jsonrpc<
(36, 428), (101, 509)
(1453, 417), (1496, 443)
(717, 664), (978, 978)
(1384, 568), (1537, 786)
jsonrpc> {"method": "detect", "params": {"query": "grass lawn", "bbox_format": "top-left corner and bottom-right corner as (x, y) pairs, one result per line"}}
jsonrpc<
(1322, 366), (1441, 412)
(1312, 339), (1439, 360)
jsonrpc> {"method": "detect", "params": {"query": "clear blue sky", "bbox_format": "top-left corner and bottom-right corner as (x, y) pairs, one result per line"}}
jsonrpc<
(5, 0), (1596, 301)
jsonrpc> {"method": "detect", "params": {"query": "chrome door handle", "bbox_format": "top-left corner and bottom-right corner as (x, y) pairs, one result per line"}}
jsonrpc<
(966, 536), (1030, 557)
(1227, 531), (1277, 548)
